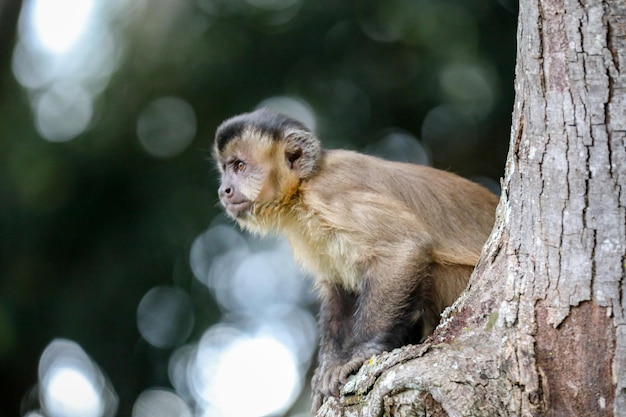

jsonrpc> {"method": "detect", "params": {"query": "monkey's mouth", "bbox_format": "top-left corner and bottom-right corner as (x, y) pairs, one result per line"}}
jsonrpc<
(223, 200), (253, 218)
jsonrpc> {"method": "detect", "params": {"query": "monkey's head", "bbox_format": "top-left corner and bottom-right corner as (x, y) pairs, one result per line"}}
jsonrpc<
(213, 108), (322, 231)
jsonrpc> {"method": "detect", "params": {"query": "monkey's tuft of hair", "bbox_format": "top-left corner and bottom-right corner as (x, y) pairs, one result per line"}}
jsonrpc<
(215, 108), (311, 153)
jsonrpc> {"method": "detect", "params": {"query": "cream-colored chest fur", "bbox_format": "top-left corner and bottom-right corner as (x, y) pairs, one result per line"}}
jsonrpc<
(285, 212), (363, 292)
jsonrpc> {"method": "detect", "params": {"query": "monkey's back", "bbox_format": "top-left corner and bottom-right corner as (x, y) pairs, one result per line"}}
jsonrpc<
(299, 150), (498, 269)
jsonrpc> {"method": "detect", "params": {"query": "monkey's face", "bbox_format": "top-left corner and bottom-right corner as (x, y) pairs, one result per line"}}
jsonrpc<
(217, 165), (253, 219)
(216, 148), (267, 220)
(215, 136), (292, 225)
(213, 109), (323, 230)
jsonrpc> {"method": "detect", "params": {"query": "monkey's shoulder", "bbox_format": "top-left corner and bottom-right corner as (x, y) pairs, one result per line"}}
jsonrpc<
(307, 149), (427, 195)
(295, 150), (429, 240)
(313, 149), (482, 189)
(304, 149), (495, 214)
(296, 149), (498, 264)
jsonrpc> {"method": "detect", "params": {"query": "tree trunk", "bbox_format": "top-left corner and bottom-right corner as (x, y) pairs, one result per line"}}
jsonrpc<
(316, 0), (626, 416)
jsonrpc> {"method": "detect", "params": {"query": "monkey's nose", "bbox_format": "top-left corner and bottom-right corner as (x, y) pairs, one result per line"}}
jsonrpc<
(218, 184), (233, 198)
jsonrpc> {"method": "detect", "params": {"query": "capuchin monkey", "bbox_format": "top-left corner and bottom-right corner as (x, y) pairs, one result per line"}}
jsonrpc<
(213, 108), (498, 412)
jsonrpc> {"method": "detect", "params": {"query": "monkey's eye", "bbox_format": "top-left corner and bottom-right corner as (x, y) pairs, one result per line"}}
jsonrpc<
(233, 160), (246, 173)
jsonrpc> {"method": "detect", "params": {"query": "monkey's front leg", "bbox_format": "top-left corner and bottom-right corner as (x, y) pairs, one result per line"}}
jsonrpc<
(312, 284), (357, 412)
(321, 247), (434, 402)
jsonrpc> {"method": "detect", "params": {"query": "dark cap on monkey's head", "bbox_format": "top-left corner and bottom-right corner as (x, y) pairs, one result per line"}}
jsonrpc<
(215, 108), (311, 153)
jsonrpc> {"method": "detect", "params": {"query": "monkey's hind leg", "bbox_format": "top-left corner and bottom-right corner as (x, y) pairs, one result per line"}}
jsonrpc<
(409, 262), (475, 342)
(329, 237), (436, 394)
(312, 283), (357, 411)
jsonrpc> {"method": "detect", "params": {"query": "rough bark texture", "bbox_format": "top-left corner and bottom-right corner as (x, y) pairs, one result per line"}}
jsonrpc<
(316, 0), (626, 416)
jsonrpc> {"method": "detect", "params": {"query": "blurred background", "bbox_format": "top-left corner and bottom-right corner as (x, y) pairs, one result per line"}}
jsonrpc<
(0, 0), (517, 416)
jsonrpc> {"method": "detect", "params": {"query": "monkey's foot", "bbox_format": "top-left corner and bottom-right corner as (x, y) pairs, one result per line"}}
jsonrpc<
(311, 364), (332, 413)
(311, 360), (355, 413)
(311, 391), (324, 414)
(312, 347), (383, 412)
(311, 357), (371, 413)
(321, 356), (369, 396)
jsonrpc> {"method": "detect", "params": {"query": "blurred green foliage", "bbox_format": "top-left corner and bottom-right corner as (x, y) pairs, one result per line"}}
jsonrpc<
(0, 0), (517, 415)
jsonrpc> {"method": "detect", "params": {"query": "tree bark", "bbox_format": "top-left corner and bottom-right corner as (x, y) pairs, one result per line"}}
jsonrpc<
(316, 0), (626, 416)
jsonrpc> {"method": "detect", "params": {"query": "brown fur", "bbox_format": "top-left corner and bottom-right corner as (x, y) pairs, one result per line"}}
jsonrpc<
(213, 109), (498, 413)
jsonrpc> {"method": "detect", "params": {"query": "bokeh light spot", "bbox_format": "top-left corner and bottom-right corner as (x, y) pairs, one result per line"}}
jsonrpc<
(364, 129), (430, 166)
(190, 326), (301, 417)
(46, 368), (101, 417)
(29, 0), (96, 54)
(168, 344), (196, 401)
(137, 286), (194, 349)
(132, 389), (192, 417)
(14, 0), (124, 143)
(439, 63), (497, 120)
(230, 250), (306, 312)
(256, 96), (316, 132)
(252, 305), (318, 366)
(11, 41), (54, 89)
(191, 225), (311, 313)
(34, 82), (93, 142)
(136, 97), (197, 158)
(190, 225), (249, 287)
(214, 336), (299, 415)
(38, 339), (118, 417)
(421, 104), (479, 159)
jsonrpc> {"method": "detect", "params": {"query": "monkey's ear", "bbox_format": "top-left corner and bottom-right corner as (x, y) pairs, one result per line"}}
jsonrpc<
(284, 129), (321, 179)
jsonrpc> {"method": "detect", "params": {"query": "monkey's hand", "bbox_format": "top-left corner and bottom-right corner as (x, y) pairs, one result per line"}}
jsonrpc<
(311, 346), (381, 413)
(311, 359), (350, 412)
